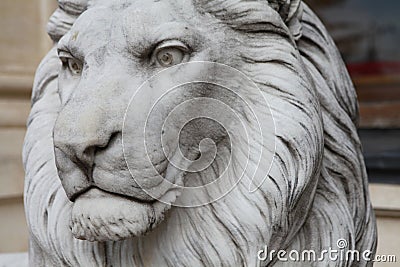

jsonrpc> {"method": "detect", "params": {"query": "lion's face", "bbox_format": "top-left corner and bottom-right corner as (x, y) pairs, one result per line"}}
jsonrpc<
(53, 0), (322, 243)
(25, 0), (377, 264)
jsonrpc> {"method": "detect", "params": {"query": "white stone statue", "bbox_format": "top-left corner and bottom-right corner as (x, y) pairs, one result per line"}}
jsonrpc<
(22, 0), (377, 266)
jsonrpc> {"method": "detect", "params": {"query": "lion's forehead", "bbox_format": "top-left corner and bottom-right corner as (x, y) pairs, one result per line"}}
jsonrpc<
(83, 0), (198, 32)
(66, 0), (201, 57)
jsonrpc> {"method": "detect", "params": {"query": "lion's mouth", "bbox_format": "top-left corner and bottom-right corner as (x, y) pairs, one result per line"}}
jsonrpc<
(66, 156), (172, 203)
(72, 186), (156, 203)
(68, 158), (187, 242)
(66, 143), (202, 242)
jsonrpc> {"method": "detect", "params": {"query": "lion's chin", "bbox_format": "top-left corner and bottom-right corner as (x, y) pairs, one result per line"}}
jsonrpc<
(70, 188), (173, 242)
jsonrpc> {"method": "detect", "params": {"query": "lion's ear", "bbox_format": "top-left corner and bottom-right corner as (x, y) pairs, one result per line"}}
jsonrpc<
(268, 0), (303, 40)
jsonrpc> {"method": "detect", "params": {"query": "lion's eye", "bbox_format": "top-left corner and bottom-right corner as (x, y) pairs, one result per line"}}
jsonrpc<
(152, 41), (189, 67)
(67, 58), (83, 75)
(156, 48), (184, 67)
(59, 52), (83, 76)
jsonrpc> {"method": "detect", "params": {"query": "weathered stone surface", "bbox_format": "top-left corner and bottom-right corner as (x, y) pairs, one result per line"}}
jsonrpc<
(23, 0), (377, 266)
(0, 253), (28, 267)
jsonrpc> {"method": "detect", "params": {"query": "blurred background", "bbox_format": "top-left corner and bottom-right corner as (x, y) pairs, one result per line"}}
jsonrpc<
(0, 0), (398, 264)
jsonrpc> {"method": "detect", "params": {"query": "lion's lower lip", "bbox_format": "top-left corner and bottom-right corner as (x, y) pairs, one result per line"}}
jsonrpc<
(70, 187), (160, 241)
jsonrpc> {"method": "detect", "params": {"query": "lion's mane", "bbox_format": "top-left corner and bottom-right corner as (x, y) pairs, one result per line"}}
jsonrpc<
(24, 1), (376, 266)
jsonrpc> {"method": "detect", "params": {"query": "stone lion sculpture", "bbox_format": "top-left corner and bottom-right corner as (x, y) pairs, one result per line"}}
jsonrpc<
(23, 0), (377, 266)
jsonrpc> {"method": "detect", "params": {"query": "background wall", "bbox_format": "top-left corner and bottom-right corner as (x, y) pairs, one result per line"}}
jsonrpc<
(0, 1), (398, 265)
(0, 0), (56, 254)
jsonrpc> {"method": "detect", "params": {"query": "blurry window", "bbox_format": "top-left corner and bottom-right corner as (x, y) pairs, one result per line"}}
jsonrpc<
(305, 0), (400, 183)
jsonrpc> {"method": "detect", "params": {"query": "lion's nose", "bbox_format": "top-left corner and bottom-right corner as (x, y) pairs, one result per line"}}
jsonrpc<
(53, 108), (120, 200)
(54, 135), (109, 171)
